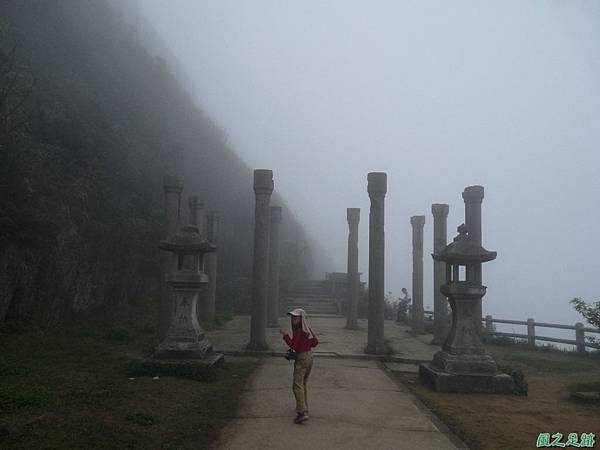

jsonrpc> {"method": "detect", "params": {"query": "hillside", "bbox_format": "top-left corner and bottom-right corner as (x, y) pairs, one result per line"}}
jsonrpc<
(0, 0), (315, 328)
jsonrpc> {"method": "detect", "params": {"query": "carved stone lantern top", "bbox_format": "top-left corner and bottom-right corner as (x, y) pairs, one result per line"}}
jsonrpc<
(159, 225), (216, 286)
(432, 224), (496, 265)
(159, 225), (216, 255)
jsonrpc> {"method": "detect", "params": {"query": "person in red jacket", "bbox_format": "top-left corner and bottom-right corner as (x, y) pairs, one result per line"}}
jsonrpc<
(279, 308), (318, 424)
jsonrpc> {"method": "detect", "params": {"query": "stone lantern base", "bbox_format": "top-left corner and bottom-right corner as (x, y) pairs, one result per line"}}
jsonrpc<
(419, 356), (513, 393)
(154, 274), (224, 367)
(155, 336), (224, 365)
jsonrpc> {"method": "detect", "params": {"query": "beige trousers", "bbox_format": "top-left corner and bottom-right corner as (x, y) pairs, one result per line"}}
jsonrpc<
(292, 351), (314, 413)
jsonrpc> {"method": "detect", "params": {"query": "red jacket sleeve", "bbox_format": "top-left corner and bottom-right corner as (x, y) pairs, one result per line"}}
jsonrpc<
(309, 329), (318, 348)
(283, 333), (294, 349)
(284, 333), (302, 351)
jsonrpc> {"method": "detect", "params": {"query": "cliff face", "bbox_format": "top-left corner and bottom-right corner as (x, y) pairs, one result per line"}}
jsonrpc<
(0, 0), (314, 327)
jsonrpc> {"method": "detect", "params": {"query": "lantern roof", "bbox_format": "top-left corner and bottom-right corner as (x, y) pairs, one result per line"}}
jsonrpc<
(159, 225), (216, 254)
(432, 224), (496, 264)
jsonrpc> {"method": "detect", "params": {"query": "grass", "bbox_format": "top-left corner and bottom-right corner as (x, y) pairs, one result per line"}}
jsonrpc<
(0, 318), (257, 450)
(396, 344), (600, 450)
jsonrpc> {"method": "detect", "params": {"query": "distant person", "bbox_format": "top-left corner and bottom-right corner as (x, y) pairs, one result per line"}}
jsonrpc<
(280, 308), (319, 424)
(397, 288), (411, 322)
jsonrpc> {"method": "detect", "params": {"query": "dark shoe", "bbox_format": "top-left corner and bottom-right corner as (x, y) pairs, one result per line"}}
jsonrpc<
(294, 412), (308, 424)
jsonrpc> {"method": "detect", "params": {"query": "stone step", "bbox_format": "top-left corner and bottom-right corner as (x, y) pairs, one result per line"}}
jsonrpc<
(286, 300), (337, 307)
(292, 282), (329, 291)
(306, 314), (344, 319)
(291, 289), (331, 295)
(292, 291), (331, 296)
(286, 299), (337, 305)
(294, 280), (328, 285)
(287, 291), (332, 298)
(287, 303), (338, 309)
(287, 299), (338, 305)
(287, 307), (338, 314)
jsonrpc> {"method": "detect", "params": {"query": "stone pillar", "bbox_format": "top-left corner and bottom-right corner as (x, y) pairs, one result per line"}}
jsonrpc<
(247, 169), (274, 350)
(526, 318), (535, 349)
(463, 186), (484, 330)
(204, 210), (220, 322)
(411, 215), (425, 334)
(575, 322), (585, 354)
(267, 206), (283, 327)
(188, 196), (206, 238)
(160, 175), (184, 340)
(346, 208), (360, 330)
(366, 172), (386, 354)
(431, 204), (449, 345)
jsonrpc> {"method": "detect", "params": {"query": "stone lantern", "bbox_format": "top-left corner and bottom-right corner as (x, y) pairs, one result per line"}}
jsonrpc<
(156, 224), (223, 365)
(419, 224), (512, 392)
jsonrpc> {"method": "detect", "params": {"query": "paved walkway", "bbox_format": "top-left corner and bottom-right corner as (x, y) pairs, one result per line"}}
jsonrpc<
(212, 356), (461, 450)
(208, 316), (466, 450)
(207, 315), (437, 362)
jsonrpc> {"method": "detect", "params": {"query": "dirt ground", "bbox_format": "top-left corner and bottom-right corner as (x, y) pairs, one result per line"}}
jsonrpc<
(394, 345), (600, 450)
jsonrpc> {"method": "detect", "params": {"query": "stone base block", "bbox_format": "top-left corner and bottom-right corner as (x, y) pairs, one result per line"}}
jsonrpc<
(155, 337), (214, 360)
(432, 350), (497, 375)
(571, 391), (600, 404)
(246, 341), (270, 351)
(419, 362), (513, 393)
(129, 354), (224, 382)
(364, 342), (389, 355)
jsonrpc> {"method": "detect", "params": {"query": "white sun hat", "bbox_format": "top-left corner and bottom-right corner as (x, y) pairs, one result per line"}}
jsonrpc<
(287, 308), (314, 338)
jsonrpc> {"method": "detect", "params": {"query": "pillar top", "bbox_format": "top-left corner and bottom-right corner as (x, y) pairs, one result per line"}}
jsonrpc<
(254, 169), (274, 194)
(163, 175), (184, 194)
(411, 215), (426, 227)
(367, 172), (387, 195)
(431, 203), (449, 217)
(270, 206), (282, 223)
(462, 185), (484, 202)
(347, 208), (360, 223)
(188, 195), (205, 209)
(207, 210), (220, 221)
(207, 210), (220, 241)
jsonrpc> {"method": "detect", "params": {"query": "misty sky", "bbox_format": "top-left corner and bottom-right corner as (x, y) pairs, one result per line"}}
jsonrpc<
(137, 1), (600, 330)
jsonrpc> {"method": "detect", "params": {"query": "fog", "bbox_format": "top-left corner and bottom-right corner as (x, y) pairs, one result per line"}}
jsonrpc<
(137, 1), (600, 327)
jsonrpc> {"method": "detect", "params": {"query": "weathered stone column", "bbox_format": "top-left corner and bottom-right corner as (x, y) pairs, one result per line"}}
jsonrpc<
(188, 196), (206, 238)
(267, 206), (283, 327)
(431, 204), (449, 345)
(160, 175), (183, 340)
(411, 215), (426, 334)
(346, 208), (360, 330)
(366, 172), (386, 354)
(247, 169), (274, 350)
(188, 196), (208, 321)
(463, 186), (484, 331)
(204, 210), (220, 323)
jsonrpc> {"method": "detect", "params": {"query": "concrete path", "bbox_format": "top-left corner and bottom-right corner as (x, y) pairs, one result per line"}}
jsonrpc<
(207, 315), (437, 362)
(213, 357), (461, 450)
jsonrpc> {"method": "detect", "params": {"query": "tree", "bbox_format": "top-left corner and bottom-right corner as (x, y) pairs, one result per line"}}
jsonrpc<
(570, 297), (600, 328)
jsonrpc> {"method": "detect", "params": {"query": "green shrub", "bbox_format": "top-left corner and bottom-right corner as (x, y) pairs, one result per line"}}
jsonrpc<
(498, 364), (528, 396)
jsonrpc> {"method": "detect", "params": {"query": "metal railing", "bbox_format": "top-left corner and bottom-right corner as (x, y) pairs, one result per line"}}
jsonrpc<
(423, 310), (600, 353)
